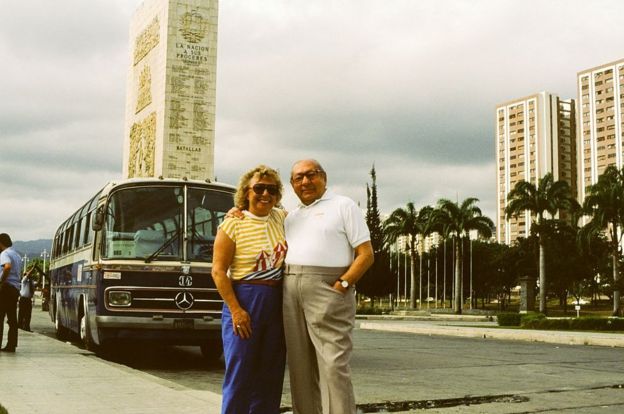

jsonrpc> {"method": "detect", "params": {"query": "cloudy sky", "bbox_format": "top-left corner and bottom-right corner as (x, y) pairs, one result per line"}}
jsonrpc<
(1, 0), (623, 241)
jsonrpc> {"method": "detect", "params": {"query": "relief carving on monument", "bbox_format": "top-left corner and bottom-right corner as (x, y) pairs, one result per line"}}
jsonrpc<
(134, 16), (160, 65)
(135, 65), (153, 114)
(179, 10), (208, 43)
(128, 112), (156, 178)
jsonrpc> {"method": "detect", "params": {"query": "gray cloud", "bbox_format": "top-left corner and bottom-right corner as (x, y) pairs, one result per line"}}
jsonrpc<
(1, 0), (623, 240)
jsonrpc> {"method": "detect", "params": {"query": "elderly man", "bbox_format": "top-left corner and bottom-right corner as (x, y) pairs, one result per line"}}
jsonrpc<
(283, 159), (374, 414)
(0, 233), (23, 352)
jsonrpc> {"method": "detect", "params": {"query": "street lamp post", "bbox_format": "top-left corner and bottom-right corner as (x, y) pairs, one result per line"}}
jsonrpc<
(470, 238), (473, 310)
(404, 247), (407, 309)
(22, 254), (29, 275)
(443, 239), (446, 308)
(435, 246), (438, 308)
(468, 230), (477, 311)
(396, 241), (400, 309)
(41, 249), (49, 289)
(426, 255), (430, 310)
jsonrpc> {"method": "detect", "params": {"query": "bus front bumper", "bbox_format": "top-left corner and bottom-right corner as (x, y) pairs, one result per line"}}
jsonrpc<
(95, 315), (221, 330)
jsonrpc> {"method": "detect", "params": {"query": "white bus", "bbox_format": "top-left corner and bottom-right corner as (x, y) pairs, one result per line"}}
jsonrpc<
(49, 178), (234, 360)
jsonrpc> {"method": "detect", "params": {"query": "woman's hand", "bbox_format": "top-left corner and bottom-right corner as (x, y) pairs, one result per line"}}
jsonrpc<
(226, 206), (245, 219)
(231, 307), (252, 339)
(212, 229), (252, 339)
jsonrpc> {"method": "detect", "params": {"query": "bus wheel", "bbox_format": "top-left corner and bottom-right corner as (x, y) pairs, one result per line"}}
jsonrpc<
(200, 338), (223, 364)
(54, 307), (69, 341)
(80, 311), (97, 352)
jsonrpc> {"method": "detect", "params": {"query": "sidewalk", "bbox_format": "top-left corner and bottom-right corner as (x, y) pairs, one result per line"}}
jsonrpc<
(0, 310), (222, 414)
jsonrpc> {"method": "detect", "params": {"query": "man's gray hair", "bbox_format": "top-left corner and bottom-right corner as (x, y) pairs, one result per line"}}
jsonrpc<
(290, 159), (325, 178)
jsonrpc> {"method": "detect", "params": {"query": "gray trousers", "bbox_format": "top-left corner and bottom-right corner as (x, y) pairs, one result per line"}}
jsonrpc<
(283, 265), (356, 414)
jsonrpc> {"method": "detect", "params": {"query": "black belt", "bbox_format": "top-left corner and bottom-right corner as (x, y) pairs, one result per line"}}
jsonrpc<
(232, 279), (282, 287)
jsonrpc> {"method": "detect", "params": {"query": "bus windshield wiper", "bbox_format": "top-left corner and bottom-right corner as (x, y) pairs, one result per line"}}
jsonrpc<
(145, 230), (180, 263)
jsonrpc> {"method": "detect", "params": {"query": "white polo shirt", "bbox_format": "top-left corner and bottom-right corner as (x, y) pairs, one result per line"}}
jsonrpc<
(285, 191), (370, 267)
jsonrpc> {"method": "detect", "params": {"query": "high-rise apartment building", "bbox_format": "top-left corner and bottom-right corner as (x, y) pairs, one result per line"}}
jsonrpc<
(496, 92), (577, 244)
(577, 58), (624, 201)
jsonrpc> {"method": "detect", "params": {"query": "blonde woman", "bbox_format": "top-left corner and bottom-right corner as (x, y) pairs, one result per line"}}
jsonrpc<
(212, 165), (287, 414)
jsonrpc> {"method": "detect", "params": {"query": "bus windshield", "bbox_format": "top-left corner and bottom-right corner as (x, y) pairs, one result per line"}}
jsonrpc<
(102, 185), (233, 262)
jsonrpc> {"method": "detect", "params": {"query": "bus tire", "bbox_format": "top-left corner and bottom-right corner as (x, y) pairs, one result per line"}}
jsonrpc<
(54, 306), (69, 341)
(80, 308), (97, 352)
(200, 338), (223, 364)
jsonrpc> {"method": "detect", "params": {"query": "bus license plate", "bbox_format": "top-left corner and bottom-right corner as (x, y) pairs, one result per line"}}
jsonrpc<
(173, 319), (194, 330)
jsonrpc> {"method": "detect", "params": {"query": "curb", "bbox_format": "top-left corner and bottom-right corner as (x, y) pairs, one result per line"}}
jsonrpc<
(359, 322), (624, 348)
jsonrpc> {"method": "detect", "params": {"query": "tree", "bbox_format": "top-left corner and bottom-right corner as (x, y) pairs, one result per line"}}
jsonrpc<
(436, 197), (494, 314)
(505, 173), (578, 314)
(414, 205), (437, 308)
(581, 165), (624, 316)
(544, 220), (593, 314)
(366, 166), (384, 252)
(436, 220), (454, 308)
(576, 231), (610, 305)
(359, 165), (394, 300)
(384, 203), (421, 308)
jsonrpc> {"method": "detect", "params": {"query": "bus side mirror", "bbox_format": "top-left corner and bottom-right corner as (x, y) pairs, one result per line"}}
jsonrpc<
(92, 206), (104, 231)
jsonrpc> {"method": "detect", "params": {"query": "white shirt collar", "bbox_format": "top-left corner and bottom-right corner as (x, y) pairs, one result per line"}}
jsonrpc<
(243, 210), (270, 221)
(298, 189), (334, 208)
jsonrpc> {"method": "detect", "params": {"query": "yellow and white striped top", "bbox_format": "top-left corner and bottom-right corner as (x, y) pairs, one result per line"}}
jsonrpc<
(219, 208), (287, 281)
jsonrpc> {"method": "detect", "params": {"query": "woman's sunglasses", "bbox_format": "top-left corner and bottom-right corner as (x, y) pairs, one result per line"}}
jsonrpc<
(251, 184), (279, 195)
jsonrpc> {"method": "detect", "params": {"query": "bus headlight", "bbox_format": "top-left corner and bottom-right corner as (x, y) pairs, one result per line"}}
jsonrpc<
(108, 291), (132, 307)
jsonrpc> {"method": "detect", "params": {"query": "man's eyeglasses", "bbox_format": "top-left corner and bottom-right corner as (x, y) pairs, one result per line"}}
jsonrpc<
(291, 169), (324, 184)
(251, 184), (279, 196)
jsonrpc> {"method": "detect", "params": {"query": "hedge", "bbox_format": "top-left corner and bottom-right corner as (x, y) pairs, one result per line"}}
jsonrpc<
(356, 307), (385, 315)
(496, 313), (624, 331)
(520, 312), (546, 328)
(523, 316), (624, 331)
(0, 404), (7, 414)
(496, 312), (521, 326)
(496, 312), (545, 327)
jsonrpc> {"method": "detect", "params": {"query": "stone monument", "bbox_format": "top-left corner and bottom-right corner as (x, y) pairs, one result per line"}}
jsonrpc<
(123, 0), (219, 181)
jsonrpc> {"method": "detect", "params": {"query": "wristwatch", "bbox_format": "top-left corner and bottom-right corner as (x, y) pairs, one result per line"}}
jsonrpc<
(339, 278), (350, 289)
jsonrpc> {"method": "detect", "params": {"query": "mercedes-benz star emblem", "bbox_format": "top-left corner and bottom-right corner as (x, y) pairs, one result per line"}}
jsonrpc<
(174, 291), (194, 310)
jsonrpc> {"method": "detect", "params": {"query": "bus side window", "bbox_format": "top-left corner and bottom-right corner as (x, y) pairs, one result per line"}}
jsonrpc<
(63, 230), (70, 255)
(83, 212), (91, 245)
(74, 219), (83, 249)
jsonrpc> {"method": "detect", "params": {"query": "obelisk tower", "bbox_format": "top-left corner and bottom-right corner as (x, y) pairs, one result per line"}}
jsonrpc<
(123, 0), (218, 180)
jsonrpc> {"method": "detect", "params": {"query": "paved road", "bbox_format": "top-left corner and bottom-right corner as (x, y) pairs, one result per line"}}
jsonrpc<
(30, 307), (624, 413)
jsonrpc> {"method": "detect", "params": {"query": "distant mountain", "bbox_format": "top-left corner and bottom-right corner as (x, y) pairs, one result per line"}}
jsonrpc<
(12, 239), (53, 257)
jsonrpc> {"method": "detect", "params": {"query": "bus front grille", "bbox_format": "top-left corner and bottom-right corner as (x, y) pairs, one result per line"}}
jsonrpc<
(104, 286), (223, 315)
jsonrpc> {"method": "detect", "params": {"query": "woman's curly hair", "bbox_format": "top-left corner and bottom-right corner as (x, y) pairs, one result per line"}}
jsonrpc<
(234, 165), (283, 210)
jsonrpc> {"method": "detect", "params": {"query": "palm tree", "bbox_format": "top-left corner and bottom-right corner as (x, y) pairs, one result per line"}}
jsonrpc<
(437, 221), (453, 308)
(581, 165), (624, 316)
(505, 173), (578, 314)
(384, 202), (426, 308)
(384, 203), (418, 308)
(436, 198), (494, 314)
(414, 206), (438, 308)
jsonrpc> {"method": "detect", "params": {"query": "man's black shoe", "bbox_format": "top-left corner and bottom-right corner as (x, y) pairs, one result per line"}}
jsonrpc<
(1, 347), (16, 353)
